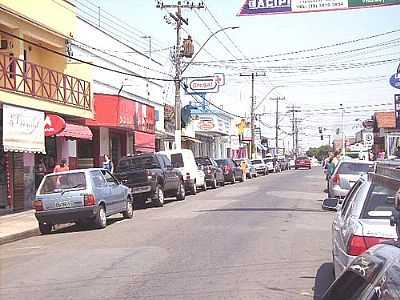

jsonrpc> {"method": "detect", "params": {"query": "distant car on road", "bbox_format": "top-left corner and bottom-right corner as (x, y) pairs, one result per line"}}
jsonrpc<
(323, 164), (398, 278)
(33, 169), (133, 234)
(250, 159), (268, 176)
(159, 149), (207, 194)
(215, 158), (244, 184)
(195, 157), (225, 188)
(328, 159), (374, 199)
(295, 156), (311, 170)
(234, 158), (257, 179)
(114, 153), (185, 207)
(263, 157), (275, 173)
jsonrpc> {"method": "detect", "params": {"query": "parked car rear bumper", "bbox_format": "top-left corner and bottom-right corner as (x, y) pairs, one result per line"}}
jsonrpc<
(223, 173), (234, 181)
(331, 185), (349, 198)
(35, 206), (97, 224)
(295, 164), (311, 169)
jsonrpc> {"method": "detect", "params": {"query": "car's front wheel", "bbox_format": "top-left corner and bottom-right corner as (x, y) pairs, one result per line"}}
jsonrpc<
(94, 204), (107, 229)
(38, 222), (52, 235)
(190, 182), (197, 195)
(122, 198), (134, 219)
(176, 180), (186, 201)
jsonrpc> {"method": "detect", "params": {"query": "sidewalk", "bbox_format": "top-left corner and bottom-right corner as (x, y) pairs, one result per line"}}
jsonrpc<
(0, 210), (39, 245)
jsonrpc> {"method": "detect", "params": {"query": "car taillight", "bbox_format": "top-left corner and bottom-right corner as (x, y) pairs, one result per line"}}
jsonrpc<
(84, 194), (96, 206)
(333, 174), (340, 185)
(32, 200), (43, 211)
(347, 235), (390, 256)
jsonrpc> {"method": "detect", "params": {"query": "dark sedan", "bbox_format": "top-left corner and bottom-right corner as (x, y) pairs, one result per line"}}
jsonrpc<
(195, 157), (225, 188)
(215, 158), (244, 184)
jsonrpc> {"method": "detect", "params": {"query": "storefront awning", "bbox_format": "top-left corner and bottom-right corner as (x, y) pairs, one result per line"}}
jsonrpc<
(182, 136), (201, 143)
(57, 123), (93, 140)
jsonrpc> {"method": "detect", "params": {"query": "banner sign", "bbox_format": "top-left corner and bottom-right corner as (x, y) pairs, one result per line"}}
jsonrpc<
(395, 94), (400, 129)
(3, 105), (45, 153)
(184, 73), (225, 94)
(238, 0), (400, 16)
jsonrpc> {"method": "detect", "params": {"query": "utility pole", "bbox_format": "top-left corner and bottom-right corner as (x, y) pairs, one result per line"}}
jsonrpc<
(240, 72), (267, 159)
(288, 105), (301, 158)
(157, 1), (204, 149)
(340, 103), (345, 156)
(271, 96), (285, 156)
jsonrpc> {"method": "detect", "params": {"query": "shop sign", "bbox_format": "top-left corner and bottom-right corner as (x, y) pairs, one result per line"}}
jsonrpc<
(390, 73), (400, 89)
(184, 73), (225, 94)
(198, 119), (215, 131)
(238, 0), (400, 16)
(44, 114), (66, 136)
(3, 105), (45, 153)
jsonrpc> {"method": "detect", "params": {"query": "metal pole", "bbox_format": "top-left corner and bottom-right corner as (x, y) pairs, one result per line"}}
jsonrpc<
(340, 104), (345, 156)
(275, 98), (279, 155)
(175, 5), (182, 150)
(292, 105), (295, 156)
(251, 73), (255, 159)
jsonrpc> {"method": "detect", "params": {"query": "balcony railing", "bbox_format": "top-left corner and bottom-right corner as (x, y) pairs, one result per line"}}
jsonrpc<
(0, 53), (91, 111)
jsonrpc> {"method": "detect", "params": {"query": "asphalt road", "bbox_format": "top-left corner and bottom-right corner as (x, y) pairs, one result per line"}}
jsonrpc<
(0, 168), (335, 300)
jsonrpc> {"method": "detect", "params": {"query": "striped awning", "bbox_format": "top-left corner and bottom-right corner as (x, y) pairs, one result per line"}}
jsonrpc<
(57, 123), (93, 140)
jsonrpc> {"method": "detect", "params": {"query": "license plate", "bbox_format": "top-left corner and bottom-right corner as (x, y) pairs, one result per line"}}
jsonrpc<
(131, 186), (151, 194)
(55, 200), (73, 209)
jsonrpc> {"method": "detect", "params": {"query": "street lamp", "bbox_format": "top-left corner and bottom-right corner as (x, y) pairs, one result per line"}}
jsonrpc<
(181, 26), (239, 75)
(174, 26), (239, 150)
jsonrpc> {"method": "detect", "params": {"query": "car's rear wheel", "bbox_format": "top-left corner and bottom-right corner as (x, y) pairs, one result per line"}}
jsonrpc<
(176, 180), (186, 201)
(94, 204), (107, 229)
(202, 180), (207, 191)
(190, 181), (197, 195)
(122, 198), (134, 219)
(153, 184), (165, 207)
(38, 222), (52, 235)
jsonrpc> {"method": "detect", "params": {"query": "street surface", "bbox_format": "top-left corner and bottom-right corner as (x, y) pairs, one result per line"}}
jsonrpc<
(0, 168), (335, 300)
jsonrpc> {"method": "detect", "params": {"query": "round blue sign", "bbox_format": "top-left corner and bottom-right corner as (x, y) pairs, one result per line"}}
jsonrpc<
(390, 74), (400, 89)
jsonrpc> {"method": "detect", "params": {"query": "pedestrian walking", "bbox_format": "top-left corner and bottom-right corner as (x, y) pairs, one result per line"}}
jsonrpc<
(103, 154), (114, 173)
(53, 159), (69, 173)
(240, 160), (248, 181)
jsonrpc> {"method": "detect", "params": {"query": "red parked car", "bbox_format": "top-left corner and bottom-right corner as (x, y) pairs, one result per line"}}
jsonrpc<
(295, 156), (311, 170)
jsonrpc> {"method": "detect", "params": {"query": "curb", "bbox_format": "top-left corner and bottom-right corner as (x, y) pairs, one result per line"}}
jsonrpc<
(0, 228), (40, 246)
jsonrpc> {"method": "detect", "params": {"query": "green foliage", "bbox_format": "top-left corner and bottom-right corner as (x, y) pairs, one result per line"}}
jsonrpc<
(306, 145), (330, 161)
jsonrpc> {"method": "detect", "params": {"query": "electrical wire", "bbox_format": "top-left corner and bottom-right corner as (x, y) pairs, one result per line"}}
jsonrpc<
(0, 29), (175, 82)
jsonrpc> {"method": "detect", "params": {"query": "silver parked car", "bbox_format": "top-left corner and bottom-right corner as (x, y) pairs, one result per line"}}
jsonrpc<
(251, 159), (268, 175)
(33, 169), (133, 234)
(328, 159), (374, 199)
(323, 167), (398, 278)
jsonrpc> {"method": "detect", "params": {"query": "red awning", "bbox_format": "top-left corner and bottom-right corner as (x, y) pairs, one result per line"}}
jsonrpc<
(57, 123), (93, 140)
(134, 131), (155, 153)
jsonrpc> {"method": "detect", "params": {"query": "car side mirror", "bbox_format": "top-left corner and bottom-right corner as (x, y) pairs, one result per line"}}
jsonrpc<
(322, 198), (339, 211)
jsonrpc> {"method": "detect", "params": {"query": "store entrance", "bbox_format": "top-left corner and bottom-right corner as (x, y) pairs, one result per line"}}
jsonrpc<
(110, 131), (126, 168)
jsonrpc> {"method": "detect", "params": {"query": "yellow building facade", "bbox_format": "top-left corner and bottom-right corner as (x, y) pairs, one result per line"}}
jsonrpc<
(0, 0), (93, 212)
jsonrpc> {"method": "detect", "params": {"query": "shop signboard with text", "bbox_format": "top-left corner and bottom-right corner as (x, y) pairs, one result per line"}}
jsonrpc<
(184, 74), (225, 95)
(3, 105), (45, 153)
(238, 0), (400, 16)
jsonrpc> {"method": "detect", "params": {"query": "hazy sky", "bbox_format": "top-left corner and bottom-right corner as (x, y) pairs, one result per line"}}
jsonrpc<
(83, 0), (400, 150)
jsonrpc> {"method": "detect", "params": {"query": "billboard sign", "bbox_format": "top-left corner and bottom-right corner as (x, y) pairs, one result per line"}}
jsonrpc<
(184, 73), (225, 94)
(363, 132), (374, 148)
(238, 0), (400, 16)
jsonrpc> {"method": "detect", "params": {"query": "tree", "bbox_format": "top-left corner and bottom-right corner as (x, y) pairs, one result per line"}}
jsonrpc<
(306, 145), (330, 161)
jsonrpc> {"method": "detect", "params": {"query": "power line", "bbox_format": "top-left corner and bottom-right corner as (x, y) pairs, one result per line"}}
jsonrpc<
(190, 28), (400, 64)
(0, 29), (175, 82)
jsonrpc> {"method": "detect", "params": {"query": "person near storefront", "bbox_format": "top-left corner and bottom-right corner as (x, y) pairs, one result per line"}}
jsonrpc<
(53, 159), (69, 173)
(102, 154), (114, 173)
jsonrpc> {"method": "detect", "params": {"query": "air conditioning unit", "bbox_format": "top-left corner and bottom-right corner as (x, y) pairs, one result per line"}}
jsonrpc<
(0, 39), (9, 50)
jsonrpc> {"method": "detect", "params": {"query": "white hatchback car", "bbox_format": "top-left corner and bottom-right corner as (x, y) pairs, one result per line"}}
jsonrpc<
(158, 149), (206, 195)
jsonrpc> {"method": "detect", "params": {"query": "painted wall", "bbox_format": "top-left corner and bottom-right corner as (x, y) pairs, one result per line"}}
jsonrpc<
(0, 0), (76, 38)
